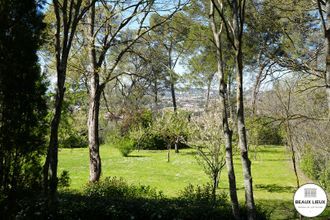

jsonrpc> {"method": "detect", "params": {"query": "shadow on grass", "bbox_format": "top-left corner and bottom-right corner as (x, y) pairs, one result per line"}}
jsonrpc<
(180, 151), (197, 156)
(255, 184), (296, 193)
(126, 155), (147, 158)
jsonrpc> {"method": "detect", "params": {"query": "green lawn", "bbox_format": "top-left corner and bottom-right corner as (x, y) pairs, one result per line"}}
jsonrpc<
(58, 145), (329, 219)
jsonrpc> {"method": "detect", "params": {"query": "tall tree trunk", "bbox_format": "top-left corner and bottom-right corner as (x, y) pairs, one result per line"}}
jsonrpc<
(87, 2), (101, 182)
(209, 2), (240, 218)
(44, 65), (66, 200)
(236, 49), (256, 220)
(168, 46), (177, 112)
(174, 138), (179, 153)
(251, 65), (264, 116)
(170, 82), (177, 112)
(154, 78), (158, 111)
(326, 0), (330, 119)
(205, 76), (213, 111)
(219, 52), (240, 220)
(286, 120), (300, 188)
(88, 75), (102, 182)
(227, 73), (234, 119)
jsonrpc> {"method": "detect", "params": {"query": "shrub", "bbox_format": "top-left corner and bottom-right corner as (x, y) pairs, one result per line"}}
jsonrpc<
(135, 130), (167, 150)
(180, 183), (228, 206)
(300, 147), (330, 191)
(246, 116), (283, 145)
(58, 170), (71, 188)
(84, 177), (163, 199)
(120, 108), (152, 135)
(115, 138), (135, 157)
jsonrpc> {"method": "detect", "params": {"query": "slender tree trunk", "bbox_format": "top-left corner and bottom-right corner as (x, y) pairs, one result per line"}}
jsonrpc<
(228, 73), (234, 119)
(326, 0), (330, 119)
(88, 76), (102, 182)
(154, 79), (158, 111)
(170, 82), (177, 112)
(174, 138), (179, 153)
(286, 120), (300, 188)
(236, 49), (256, 220)
(209, 2), (240, 218)
(251, 66), (264, 116)
(220, 60), (240, 220)
(212, 172), (218, 205)
(87, 2), (101, 182)
(168, 46), (177, 112)
(205, 77), (212, 111)
(44, 66), (66, 200)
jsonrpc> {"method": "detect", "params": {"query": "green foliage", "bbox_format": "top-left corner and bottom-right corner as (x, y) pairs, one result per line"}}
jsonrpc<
(134, 130), (167, 150)
(300, 147), (330, 191)
(180, 183), (228, 206)
(152, 111), (191, 146)
(84, 176), (163, 199)
(58, 84), (88, 148)
(0, 0), (47, 193)
(124, 110), (191, 150)
(58, 170), (71, 188)
(246, 116), (283, 145)
(119, 108), (152, 136)
(115, 137), (135, 157)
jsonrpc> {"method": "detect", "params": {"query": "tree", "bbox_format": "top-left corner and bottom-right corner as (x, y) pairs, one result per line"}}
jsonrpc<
(150, 12), (191, 112)
(84, 0), (187, 182)
(190, 112), (227, 204)
(209, 1), (240, 218)
(43, 0), (94, 200)
(211, 0), (256, 219)
(317, 0), (330, 119)
(0, 0), (47, 200)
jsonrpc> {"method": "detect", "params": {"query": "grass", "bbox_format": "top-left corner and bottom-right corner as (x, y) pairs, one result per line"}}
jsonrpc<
(58, 145), (329, 219)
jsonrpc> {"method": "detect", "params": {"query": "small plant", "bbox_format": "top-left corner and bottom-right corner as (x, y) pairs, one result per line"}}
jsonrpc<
(116, 137), (135, 157)
(180, 183), (228, 208)
(84, 176), (163, 199)
(58, 170), (71, 188)
(189, 112), (226, 201)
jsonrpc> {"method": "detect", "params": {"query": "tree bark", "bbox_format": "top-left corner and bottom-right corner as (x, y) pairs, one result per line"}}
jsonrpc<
(326, 1), (330, 119)
(170, 82), (177, 112)
(286, 120), (300, 188)
(251, 63), (265, 116)
(43, 62), (66, 201)
(87, 2), (102, 182)
(205, 74), (214, 111)
(168, 46), (177, 112)
(174, 138), (179, 153)
(88, 76), (102, 182)
(236, 48), (256, 220)
(209, 2), (240, 219)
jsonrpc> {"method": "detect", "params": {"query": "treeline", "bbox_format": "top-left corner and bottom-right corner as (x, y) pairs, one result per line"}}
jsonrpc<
(0, 0), (329, 219)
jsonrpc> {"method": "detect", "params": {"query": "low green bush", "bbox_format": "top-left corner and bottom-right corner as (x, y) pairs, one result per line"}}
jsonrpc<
(1, 177), (271, 220)
(180, 183), (228, 206)
(84, 177), (163, 199)
(58, 170), (71, 188)
(115, 138), (135, 157)
(300, 147), (330, 191)
(246, 116), (283, 145)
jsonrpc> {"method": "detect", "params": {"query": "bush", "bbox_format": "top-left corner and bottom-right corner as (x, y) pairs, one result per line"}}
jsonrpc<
(136, 131), (167, 150)
(84, 176), (163, 199)
(246, 116), (283, 145)
(180, 183), (228, 206)
(58, 170), (71, 188)
(115, 137), (135, 157)
(120, 108), (153, 135)
(300, 147), (330, 191)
